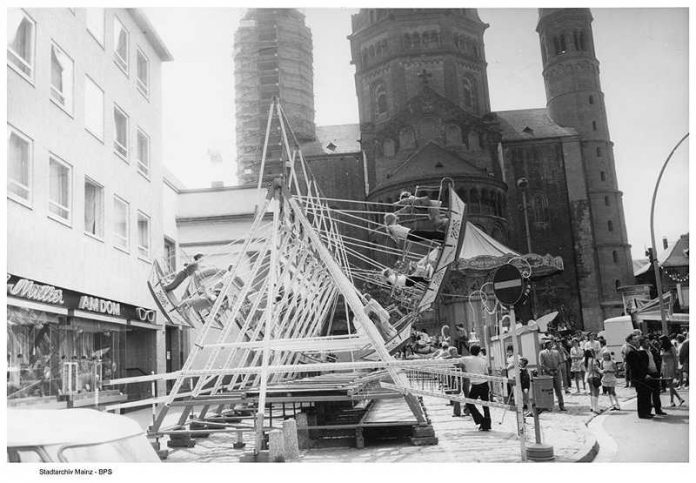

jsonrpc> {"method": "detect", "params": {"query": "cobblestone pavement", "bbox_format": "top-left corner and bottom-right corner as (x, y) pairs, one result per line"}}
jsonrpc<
(154, 378), (639, 463)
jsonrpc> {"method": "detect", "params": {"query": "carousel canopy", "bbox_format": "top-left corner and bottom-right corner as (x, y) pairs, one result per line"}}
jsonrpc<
(453, 222), (564, 278)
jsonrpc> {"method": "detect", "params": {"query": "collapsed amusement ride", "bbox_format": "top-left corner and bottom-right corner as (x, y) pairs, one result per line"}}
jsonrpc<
(103, 98), (560, 459)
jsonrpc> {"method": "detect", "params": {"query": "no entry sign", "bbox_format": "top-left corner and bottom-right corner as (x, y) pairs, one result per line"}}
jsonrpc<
(493, 264), (524, 306)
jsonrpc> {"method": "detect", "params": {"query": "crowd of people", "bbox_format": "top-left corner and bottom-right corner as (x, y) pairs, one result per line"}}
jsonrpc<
(535, 328), (689, 418)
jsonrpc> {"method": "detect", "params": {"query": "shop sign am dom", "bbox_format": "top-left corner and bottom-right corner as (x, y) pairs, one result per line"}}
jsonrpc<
(7, 273), (155, 323)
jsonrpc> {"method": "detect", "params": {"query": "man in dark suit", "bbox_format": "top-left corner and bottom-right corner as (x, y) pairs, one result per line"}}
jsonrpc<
(624, 334), (655, 419)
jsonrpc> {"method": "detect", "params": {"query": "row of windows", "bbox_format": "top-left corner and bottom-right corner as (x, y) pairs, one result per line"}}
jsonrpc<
(551, 29), (587, 56)
(403, 31), (441, 50)
(8, 125), (152, 258)
(370, 76), (477, 118)
(8, 10), (152, 179)
(8, 9), (151, 101)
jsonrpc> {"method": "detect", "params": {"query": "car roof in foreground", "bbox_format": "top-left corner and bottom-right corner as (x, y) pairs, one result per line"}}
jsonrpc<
(7, 408), (145, 447)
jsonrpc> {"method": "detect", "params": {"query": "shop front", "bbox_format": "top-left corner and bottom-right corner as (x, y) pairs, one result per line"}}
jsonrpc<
(7, 274), (161, 409)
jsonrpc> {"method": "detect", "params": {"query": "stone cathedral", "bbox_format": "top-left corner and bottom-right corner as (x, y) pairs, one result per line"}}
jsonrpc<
(235, 8), (635, 332)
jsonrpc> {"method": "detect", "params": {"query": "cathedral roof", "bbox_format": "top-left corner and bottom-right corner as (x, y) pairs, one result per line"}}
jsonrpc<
(301, 124), (362, 155)
(494, 108), (577, 142)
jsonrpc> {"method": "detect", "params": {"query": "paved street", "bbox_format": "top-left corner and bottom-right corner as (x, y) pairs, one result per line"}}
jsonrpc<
(591, 388), (689, 462)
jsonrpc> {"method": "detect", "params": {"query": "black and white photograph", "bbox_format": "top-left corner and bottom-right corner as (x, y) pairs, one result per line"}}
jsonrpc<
(4, 0), (692, 476)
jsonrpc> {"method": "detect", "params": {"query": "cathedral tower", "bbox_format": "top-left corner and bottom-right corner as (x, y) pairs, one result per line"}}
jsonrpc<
(537, 9), (633, 320)
(348, 10), (508, 244)
(234, 9), (316, 185)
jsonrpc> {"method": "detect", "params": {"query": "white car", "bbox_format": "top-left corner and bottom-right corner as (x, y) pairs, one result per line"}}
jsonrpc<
(7, 408), (160, 463)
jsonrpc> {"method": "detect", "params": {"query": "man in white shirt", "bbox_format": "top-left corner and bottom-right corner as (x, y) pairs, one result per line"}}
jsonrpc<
(462, 344), (491, 431)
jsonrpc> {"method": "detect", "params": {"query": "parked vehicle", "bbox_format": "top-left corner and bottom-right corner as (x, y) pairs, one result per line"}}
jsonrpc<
(7, 408), (160, 463)
(598, 315), (636, 364)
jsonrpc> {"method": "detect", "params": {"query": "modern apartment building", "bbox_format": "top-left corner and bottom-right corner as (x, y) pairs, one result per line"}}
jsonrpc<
(7, 8), (175, 407)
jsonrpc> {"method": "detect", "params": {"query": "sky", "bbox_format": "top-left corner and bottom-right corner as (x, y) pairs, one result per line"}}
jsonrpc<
(144, 6), (690, 261)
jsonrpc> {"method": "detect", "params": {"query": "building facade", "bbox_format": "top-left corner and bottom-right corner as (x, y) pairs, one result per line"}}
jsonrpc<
(7, 8), (174, 407)
(234, 8), (316, 185)
(345, 8), (634, 332)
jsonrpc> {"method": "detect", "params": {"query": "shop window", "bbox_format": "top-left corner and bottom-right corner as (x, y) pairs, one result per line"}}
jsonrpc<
(7, 307), (126, 401)
(7, 126), (32, 205)
(84, 76), (104, 140)
(164, 238), (177, 273)
(113, 195), (129, 250)
(113, 16), (129, 74)
(7, 9), (36, 80)
(136, 48), (149, 98)
(113, 104), (129, 160)
(50, 42), (74, 114)
(137, 211), (151, 259)
(136, 128), (150, 178)
(84, 178), (104, 239)
(48, 154), (72, 223)
(86, 8), (105, 46)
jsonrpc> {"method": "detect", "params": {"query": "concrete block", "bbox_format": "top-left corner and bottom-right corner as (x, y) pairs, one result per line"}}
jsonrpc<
(295, 412), (310, 449)
(268, 429), (285, 462)
(282, 419), (300, 459)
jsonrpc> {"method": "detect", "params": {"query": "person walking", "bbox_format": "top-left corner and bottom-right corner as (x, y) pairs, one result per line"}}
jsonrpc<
(462, 344), (491, 431)
(538, 339), (566, 411)
(625, 335), (655, 419)
(659, 335), (685, 407)
(621, 336), (636, 388)
(600, 351), (620, 410)
(570, 338), (586, 394)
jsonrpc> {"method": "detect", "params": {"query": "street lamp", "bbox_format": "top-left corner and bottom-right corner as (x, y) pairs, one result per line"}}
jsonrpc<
(517, 177), (537, 317)
(649, 133), (689, 335)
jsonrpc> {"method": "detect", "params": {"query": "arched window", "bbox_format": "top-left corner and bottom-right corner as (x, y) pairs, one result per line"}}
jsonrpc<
(589, 95), (594, 105)
(383, 138), (395, 157)
(412, 33), (420, 48)
(592, 120), (597, 131)
(462, 77), (476, 109)
(399, 126), (416, 150)
(374, 83), (388, 115)
(615, 279), (621, 291)
(600, 171), (606, 181)
(596, 147), (602, 157)
(533, 193), (549, 223)
(445, 124), (462, 146)
(604, 196), (610, 206)
(554, 34), (567, 55)
(467, 130), (480, 151)
(607, 220), (613, 232)
(574, 30), (586, 51)
(612, 250), (619, 263)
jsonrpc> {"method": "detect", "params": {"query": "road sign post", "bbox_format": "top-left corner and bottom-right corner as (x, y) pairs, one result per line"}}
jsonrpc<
(493, 265), (527, 462)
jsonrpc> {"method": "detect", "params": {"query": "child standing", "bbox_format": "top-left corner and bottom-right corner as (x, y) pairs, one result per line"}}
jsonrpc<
(585, 350), (603, 414)
(600, 351), (620, 410)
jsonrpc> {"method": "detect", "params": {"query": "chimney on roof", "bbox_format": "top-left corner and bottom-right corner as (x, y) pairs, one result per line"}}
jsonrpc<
(662, 237), (669, 250)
